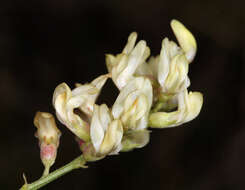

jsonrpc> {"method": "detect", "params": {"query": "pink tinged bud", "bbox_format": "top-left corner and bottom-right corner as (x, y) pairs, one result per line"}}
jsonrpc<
(34, 112), (61, 172)
(40, 143), (57, 166)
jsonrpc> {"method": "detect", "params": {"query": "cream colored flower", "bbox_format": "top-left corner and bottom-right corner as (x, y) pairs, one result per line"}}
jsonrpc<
(112, 77), (153, 130)
(170, 19), (197, 63)
(135, 19), (196, 95)
(106, 32), (150, 90)
(149, 89), (203, 128)
(52, 74), (109, 141)
(158, 38), (190, 94)
(73, 74), (110, 117)
(34, 112), (61, 174)
(90, 104), (123, 156)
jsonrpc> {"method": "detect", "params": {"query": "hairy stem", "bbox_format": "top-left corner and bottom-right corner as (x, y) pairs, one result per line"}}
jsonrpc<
(20, 155), (86, 190)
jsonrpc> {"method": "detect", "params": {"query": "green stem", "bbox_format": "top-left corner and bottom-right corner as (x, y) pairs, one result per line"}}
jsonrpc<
(20, 155), (87, 190)
(42, 166), (50, 177)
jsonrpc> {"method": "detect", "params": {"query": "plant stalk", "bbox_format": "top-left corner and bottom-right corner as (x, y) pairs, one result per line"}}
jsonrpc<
(20, 155), (86, 190)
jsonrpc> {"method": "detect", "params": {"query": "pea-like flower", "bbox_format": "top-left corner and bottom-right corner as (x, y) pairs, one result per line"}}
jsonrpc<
(136, 20), (196, 96)
(53, 74), (109, 141)
(149, 89), (203, 128)
(90, 104), (123, 156)
(106, 32), (150, 90)
(34, 112), (61, 175)
(112, 77), (153, 130)
(157, 38), (190, 94)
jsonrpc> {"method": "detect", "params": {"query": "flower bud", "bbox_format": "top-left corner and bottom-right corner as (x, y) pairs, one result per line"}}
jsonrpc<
(52, 74), (109, 141)
(106, 32), (150, 90)
(112, 77), (153, 130)
(90, 104), (123, 156)
(149, 89), (203, 128)
(170, 19), (197, 63)
(34, 112), (61, 174)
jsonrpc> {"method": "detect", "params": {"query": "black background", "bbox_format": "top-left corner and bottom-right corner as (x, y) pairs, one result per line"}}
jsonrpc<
(1, 0), (244, 189)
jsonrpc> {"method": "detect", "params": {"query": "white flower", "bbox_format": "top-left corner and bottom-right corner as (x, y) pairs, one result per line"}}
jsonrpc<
(52, 74), (109, 141)
(90, 104), (123, 156)
(158, 38), (190, 94)
(135, 19), (196, 95)
(170, 19), (197, 63)
(73, 74), (110, 117)
(112, 77), (153, 130)
(149, 89), (203, 128)
(106, 32), (150, 90)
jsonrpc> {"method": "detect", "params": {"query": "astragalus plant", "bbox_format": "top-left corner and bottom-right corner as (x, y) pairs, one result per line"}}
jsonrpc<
(20, 19), (203, 190)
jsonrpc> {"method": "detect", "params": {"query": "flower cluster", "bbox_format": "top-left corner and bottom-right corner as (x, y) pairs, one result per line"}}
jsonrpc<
(35, 19), (203, 166)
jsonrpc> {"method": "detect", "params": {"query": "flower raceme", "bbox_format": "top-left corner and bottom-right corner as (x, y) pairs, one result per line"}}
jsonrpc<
(19, 19), (204, 190)
(34, 19), (203, 165)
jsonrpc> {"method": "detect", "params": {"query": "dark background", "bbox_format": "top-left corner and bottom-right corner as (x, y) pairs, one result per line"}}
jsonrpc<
(1, 0), (244, 189)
